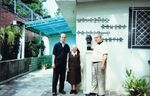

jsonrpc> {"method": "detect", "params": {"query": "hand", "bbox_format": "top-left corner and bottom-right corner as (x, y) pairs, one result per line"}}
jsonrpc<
(66, 68), (69, 72)
(101, 64), (105, 70)
(52, 64), (55, 68)
(81, 68), (83, 73)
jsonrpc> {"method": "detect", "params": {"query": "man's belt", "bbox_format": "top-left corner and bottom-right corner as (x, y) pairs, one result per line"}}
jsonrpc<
(92, 61), (100, 63)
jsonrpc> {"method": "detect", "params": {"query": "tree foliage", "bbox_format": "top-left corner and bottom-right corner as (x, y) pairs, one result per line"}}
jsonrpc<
(123, 69), (149, 96)
(0, 25), (22, 60)
(25, 36), (45, 57)
(21, 0), (50, 17)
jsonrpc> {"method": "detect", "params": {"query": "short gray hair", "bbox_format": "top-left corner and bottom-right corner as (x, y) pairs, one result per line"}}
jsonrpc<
(94, 34), (102, 38)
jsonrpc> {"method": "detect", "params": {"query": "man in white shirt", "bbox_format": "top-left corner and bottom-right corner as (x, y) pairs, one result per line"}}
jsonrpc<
(91, 34), (108, 96)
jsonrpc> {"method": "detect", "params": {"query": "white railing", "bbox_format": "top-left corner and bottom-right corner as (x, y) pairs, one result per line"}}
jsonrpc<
(16, 0), (43, 21)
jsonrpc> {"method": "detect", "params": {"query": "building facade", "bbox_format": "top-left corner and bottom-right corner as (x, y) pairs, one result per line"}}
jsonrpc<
(76, 0), (150, 93)
(56, 0), (150, 94)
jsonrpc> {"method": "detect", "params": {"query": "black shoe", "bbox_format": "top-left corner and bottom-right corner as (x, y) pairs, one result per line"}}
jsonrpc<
(52, 92), (57, 96)
(74, 90), (78, 94)
(90, 93), (96, 95)
(59, 90), (66, 94)
(70, 90), (74, 94)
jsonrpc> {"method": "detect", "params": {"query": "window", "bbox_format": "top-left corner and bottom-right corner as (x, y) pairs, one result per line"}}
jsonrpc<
(128, 7), (150, 49)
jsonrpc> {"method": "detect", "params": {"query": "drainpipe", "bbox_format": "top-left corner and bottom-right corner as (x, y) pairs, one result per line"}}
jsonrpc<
(16, 22), (25, 59)
(21, 24), (25, 59)
(38, 31), (42, 57)
(14, 0), (16, 14)
(148, 60), (150, 94)
(0, 0), (2, 60)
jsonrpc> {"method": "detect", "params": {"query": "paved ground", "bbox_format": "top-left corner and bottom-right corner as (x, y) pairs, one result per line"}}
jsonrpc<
(0, 69), (84, 96)
(0, 69), (127, 96)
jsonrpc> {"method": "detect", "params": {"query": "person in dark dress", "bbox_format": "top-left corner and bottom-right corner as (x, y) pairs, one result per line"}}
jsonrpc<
(52, 33), (70, 96)
(67, 45), (81, 94)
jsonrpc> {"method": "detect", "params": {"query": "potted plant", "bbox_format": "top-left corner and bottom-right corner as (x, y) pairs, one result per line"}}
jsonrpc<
(0, 25), (22, 60)
(25, 36), (45, 57)
(123, 69), (149, 96)
(0, 27), (5, 52)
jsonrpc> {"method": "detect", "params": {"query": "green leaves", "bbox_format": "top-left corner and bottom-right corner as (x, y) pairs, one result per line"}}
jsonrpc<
(123, 69), (149, 96)
(0, 27), (5, 44)
(16, 3), (29, 16)
(25, 36), (45, 57)
(126, 69), (132, 77)
(2, 25), (21, 45)
(0, 25), (22, 60)
(5, 26), (15, 45)
(24, 0), (49, 17)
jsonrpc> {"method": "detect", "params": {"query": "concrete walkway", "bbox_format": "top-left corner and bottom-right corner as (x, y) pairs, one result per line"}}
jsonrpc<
(0, 69), (126, 96)
(0, 69), (84, 96)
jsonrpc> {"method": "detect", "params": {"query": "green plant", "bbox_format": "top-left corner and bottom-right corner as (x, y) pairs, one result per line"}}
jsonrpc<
(31, 36), (41, 57)
(1, 0), (12, 5)
(123, 69), (149, 96)
(21, 0), (49, 17)
(0, 27), (5, 54)
(25, 36), (45, 57)
(0, 25), (22, 60)
(41, 63), (47, 70)
(4, 25), (15, 45)
(0, 27), (5, 46)
(16, 3), (29, 16)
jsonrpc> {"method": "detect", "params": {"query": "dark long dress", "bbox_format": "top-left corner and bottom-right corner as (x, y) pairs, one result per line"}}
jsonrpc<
(67, 51), (81, 85)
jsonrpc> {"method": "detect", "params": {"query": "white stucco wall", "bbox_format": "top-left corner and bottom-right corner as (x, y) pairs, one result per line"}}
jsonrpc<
(42, 36), (50, 55)
(76, 0), (150, 92)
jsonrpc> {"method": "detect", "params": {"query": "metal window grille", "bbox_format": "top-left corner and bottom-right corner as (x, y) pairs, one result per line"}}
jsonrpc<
(128, 7), (150, 49)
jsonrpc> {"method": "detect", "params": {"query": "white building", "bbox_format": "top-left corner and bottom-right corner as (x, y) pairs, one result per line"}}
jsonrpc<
(56, 0), (150, 94)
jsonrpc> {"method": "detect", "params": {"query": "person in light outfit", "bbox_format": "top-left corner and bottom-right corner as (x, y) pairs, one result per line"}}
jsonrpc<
(90, 34), (108, 96)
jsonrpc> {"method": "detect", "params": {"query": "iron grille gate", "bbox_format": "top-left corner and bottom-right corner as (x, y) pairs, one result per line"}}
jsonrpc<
(128, 7), (150, 49)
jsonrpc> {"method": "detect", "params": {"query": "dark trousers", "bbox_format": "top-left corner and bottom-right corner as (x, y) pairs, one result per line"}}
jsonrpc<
(52, 67), (66, 93)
